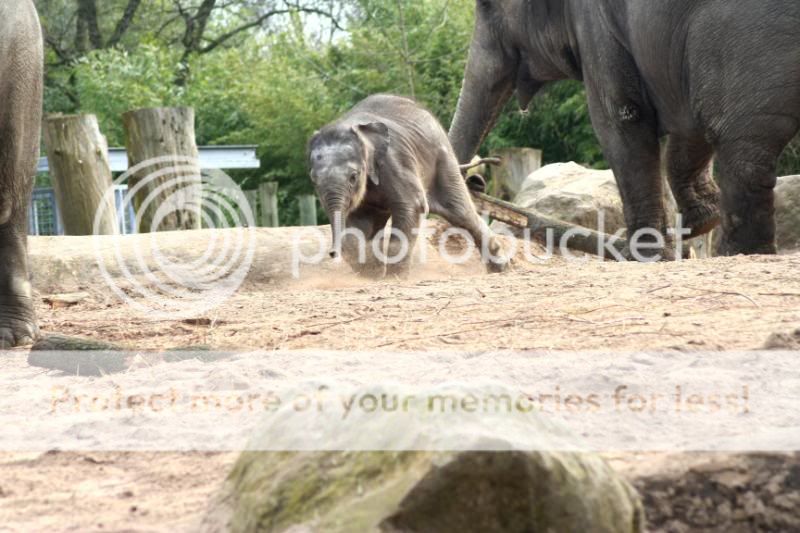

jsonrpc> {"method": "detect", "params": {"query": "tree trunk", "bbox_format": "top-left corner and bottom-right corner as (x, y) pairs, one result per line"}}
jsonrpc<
(259, 182), (279, 227)
(42, 114), (117, 236)
(491, 148), (542, 200)
(122, 107), (202, 233)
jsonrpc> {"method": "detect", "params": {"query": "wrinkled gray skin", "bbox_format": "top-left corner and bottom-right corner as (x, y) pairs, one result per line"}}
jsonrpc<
(450, 0), (800, 257)
(0, 0), (43, 348)
(309, 95), (509, 278)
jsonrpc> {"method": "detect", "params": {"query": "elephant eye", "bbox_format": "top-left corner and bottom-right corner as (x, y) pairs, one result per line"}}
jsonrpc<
(349, 172), (358, 185)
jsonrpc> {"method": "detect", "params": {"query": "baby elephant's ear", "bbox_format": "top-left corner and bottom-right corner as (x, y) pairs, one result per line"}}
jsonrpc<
(354, 122), (389, 186)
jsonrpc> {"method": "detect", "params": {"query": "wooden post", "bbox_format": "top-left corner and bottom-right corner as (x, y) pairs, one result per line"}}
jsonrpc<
(42, 114), (117, 236)
(122, 107), (201, 233)
(244, 190), (259, 227)
(259, 182), (279, 227)
(491, 147), (543, 200)
(298, 195), (318, 226)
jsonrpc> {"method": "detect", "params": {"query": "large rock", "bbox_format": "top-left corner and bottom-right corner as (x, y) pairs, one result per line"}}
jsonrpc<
(507, 162), (722, 257)
(204, 450), (644, 533)
(511, 165), (799, 255)
(513, 162), (626, 233)
(203, 384), (644, 533)
(776, 175), (800, 253)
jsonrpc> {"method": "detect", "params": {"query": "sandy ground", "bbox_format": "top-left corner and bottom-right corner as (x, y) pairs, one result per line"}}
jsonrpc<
(0, 226), (798, 531)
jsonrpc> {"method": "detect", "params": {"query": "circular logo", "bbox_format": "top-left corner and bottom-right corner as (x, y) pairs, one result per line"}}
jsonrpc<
(93, 156), (256, 319)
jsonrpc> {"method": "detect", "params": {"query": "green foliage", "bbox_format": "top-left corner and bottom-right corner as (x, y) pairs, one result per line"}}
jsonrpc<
(778, 137), (800, 176)
(71, 44), (183, 145)
(488, 81), (606, 168)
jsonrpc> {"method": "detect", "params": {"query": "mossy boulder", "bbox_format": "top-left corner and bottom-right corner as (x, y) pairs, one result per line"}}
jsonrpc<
(204, 449), (643, 532)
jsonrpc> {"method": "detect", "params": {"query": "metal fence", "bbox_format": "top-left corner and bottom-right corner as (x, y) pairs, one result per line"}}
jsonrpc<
(31, 145), (261, 236)
(29, 186), (136, 236)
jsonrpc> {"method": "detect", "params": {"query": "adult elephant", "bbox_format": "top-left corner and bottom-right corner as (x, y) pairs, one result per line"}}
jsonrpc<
(0, 0), (43, 347)
(449, 0), (800, 258)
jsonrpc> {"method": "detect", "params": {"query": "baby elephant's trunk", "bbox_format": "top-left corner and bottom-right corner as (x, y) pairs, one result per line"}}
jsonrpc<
(325, 201), (347, 260)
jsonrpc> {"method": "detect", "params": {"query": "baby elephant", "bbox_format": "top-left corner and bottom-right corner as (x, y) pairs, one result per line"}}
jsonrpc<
(308, 94), (509, 278)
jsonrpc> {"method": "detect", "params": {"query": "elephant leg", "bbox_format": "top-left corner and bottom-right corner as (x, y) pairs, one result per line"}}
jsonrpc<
(0, 224), (37, 349)
(341, 205), (391, 279)
(430, 158), (509, 273)
(384, 204), (423, 280)
(584, 81), (671, 261)
(0, 23), (43, 348)
(714, 137), (783, 256)
(665, 134), (720, 238)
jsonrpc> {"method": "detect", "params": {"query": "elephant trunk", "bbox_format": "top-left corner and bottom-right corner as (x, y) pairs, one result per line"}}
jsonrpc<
(322, 193), (348, 259)
(448, 25), (517, 165)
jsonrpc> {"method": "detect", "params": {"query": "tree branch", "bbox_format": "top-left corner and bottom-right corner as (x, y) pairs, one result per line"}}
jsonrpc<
(77, 0), (103, 50)
(107, 0), (143, 47)
(197, 5), (344, 55)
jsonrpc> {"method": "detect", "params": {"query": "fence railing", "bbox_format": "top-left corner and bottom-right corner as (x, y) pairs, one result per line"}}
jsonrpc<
(29, 186), (136, 236)
(28, 183), (319, 236)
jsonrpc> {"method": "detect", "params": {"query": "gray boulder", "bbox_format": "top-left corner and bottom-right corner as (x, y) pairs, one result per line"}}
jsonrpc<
(776, 175), (800, 253)
(513, 162), (626, 233)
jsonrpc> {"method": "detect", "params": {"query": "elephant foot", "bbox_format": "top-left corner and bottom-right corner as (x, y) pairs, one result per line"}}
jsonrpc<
(680, 201), (721, 239)
(621, 245), (676, 262)
(385, 263), (411, 280)
(482, 236), (512, 274)
(716, 237), (777, 257)
(715, 210), (777, 256)
(0, 294), (38, 349)
(352, 262), (388, 280)
(485, 254), (511, 273)
(621, 234), (683, 262)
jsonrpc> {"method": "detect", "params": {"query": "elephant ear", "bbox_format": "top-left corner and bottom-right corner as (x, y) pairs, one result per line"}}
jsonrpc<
(354, 122), (389, 186)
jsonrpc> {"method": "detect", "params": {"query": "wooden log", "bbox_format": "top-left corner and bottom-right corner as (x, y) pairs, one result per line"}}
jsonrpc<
(28, 334), (229, 376)
(259, 182), (279, 227)
(28, 334), (129, 375)
(490, 147), (542, 200)
(122, 107), (202, 233)
(470, 190), (628, 259)
(43, 292), (90, 309)
(42, 114), (117, 236)
(298, 195), (318, 226)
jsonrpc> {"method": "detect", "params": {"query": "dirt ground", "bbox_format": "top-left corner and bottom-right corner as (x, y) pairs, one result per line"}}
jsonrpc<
(1, 226), (798, 531)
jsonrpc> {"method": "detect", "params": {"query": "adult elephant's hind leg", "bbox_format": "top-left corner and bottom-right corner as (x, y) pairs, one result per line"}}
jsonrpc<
(584, 85), (669, 260)
(0, 15), (43, 348)
(665, 134), (720, 238)
(714, 138), (782, 256)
